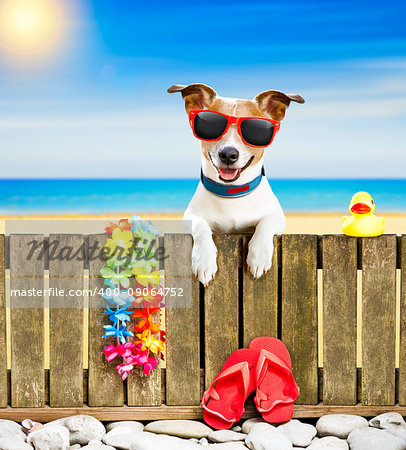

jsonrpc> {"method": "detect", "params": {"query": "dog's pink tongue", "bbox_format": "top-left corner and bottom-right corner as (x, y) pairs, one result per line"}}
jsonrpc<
(219, 168), (239, 180)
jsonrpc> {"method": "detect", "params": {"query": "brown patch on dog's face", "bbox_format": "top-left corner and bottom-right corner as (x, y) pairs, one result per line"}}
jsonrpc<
(168, 84), (304, 182)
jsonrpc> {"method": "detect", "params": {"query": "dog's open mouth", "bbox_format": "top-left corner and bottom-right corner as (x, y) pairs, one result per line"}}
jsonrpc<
(216, 156), (254, 182)
(218, 168), (241, 181)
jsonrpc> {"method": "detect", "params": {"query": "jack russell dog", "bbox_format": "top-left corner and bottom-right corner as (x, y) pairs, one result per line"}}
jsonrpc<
(168, 83), (304, 286)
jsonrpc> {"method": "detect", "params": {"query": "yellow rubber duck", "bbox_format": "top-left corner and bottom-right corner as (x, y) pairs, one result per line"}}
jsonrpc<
(342, 191), (385, 237)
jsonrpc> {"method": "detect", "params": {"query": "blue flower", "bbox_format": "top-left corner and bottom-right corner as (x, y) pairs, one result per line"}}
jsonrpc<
(102, 289), (135, 308)
(131, 215), (161, 236)
(104, 279), (115, 289)
(102, 324), (134, 344)
(104, 305), (133, 326)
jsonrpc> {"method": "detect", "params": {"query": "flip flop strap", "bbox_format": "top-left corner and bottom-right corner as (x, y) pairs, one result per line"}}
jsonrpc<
(254, 392), (294, 414)
(255, 348), (292, 386)
(201, 360), (251, 421)
(201, 403), (245, 424)
(202, 360), (251, 403)
(254, 382), (300, 414)
(254, 348), (300, 414)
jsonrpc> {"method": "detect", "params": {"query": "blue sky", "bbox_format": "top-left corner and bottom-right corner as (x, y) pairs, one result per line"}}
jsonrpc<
(0, 0), (405, 178)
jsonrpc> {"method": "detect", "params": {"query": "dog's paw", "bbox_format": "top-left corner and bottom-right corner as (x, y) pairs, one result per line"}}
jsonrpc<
(247, 237), (274, 279)
(191, 239), (218, 286)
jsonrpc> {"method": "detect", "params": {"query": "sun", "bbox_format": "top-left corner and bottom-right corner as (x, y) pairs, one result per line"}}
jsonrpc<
(0, 0), (62, 55)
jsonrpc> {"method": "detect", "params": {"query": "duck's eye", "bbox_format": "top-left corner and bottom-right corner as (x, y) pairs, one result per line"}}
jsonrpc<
(371, 200), (374, 204)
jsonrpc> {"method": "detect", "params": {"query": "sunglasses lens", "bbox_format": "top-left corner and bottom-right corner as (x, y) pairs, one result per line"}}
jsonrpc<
(193, 112), (228, 140)
(240, 118), (274, 146)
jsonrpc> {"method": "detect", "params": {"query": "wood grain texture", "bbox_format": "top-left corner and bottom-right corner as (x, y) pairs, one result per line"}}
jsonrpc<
(2, 403), (406, 421)
(88, 234), (124, 406)
(322, 235), (357, 405)
(127, 362), (161, 406)
(0, 235), (6, 407)
(49, 234), (84, 407)
(242, 235), (279, 346)
(9, 234), (45, 407)
(282, 234), (318, 405)
(400, 235), (406, 405)
(127, 310), (162, 406)
(127, 237), (162, 406)
(164, 234), (200, 405)
(204, 235), (240, 389)
(362, 235), (396, 406)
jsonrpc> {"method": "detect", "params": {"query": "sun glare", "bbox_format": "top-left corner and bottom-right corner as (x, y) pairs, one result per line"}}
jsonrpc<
(0, 0), (62, 55)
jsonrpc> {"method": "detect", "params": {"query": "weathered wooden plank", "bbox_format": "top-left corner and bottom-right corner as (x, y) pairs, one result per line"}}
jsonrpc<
(3, 402), (406, 422)
(49, 234), (84, 407)
(281, 234), (318, 405)
(88, 234), (124, 406)
(127, 309), (162, 406)
(204, 235), (240, 389)
(9, 234), (45, 407)
(127, 357), (161, 405)
(400, 235), (406, 405)
(164, 234), (200, 405)
(0, 235), (7, 407)
(127, 236), (162, 406)
(242, 235), (279, 346)
(362, 235), (396, 405)
(322, 235), (357, 405)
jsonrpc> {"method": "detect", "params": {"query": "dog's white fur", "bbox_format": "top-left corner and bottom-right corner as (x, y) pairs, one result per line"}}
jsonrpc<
(168, 84), (304, 285)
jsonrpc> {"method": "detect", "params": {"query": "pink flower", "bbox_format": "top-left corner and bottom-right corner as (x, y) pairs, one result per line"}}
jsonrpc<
(125, 347), (149, 366)
(103, 343), (137, 362)
(118, 342), (136, 358)
(143, 357), (158, 375)
(116, 362), (134, 380)
(103, 345), (119, 362)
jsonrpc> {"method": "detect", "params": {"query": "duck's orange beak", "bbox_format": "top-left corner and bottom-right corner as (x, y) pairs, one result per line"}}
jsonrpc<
(351, 202), (371, 214)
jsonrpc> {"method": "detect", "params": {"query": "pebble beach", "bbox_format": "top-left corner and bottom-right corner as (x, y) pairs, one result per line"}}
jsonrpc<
(2, 412), (406, 449)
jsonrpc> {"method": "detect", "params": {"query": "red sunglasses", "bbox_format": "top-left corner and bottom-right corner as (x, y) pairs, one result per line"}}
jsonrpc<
(189, 109), (280, 148)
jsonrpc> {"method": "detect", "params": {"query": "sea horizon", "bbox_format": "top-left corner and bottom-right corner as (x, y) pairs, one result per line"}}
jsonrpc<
(1, 178), (406, 215)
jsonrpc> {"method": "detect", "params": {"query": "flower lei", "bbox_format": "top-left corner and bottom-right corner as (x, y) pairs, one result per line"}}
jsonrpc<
(101, 215), (165, 380)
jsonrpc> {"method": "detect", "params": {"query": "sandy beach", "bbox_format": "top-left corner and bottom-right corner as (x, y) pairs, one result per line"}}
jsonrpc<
(1, 212), (405, 235)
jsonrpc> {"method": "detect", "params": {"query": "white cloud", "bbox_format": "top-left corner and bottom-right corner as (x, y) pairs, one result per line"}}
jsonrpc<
(291, 97), (406, 120)
(0, 109), (186, 129)
(1, 55), (406, 178)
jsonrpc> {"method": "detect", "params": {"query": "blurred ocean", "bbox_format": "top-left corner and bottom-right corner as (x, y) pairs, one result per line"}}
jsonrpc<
(0, 179), (406, 214)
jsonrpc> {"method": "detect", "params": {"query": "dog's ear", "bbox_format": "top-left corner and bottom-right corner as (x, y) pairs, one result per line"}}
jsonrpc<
(254, 90), (305, 121)
(167, 83), (217, 113)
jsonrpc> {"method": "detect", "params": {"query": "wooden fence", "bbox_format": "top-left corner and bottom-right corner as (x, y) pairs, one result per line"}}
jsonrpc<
(0, 233), (405, 421)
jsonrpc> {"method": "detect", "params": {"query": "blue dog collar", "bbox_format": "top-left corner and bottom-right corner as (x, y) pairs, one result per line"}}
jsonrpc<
(201, 167), (265, 198)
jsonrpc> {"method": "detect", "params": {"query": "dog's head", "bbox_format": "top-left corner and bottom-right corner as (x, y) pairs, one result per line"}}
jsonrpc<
(168, 83), (304, 184)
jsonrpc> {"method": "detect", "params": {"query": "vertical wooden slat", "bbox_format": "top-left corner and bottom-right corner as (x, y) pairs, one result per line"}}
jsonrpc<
(204, 235), (239, 389)
(49, 234), (84, 407)
(165, 234), (200, 405)
(362, 235), (396, 405)
(127, 310), (161, 407)
(400, 235), (406, 405)
(127, 236), (162, 406)
(323, 235), (357, 405)
(127, 315), (162, 406)
(281, 234), (318, 405)
(10, 234), (45, 407)
(88, 234), (124, 406)
(127, 326), (162, 406)
(0, 235), (7, 407)
(243, 235), (279, 346)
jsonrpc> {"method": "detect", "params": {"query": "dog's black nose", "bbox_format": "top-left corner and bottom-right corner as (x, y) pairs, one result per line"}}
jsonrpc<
(219, 147), (239, 165)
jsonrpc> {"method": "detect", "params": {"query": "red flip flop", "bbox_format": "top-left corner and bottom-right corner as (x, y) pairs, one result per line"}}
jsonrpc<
(249, 337), (300, 423)
(201, 348), (257, 430)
